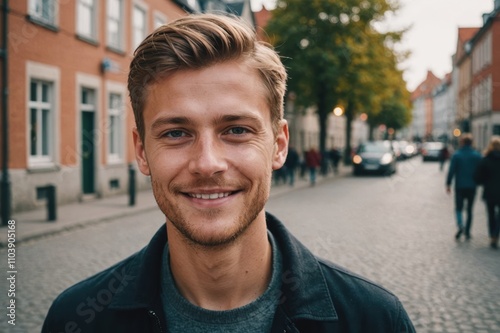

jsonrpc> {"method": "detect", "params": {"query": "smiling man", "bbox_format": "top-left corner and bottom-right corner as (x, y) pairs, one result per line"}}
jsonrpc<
(42, 14), (415, 333)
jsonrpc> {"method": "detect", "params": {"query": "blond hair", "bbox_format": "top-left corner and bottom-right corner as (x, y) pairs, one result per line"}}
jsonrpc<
(128, 13), (287, 141)
(484, 135), (500, 155)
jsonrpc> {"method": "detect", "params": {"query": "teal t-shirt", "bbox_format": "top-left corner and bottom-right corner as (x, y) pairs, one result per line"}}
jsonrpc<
(160, 231), (283, 333)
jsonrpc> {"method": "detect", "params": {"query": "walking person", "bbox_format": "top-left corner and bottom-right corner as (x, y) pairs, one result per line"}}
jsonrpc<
(474, 136), (500, 249)
(284, 145), (299, 186)
(42, 13), (415, 332)
(446, 133), (482, 241)
(305, 146), (322, 186)
(438, 144), (450, 171)
(330, 147), (342, 174)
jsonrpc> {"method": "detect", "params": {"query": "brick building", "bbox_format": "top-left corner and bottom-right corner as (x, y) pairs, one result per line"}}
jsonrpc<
(0, 0), (253, 215)
(468, 1), (500, 150)
(409, 0), (500, 148)
(410, 71), (441, 141)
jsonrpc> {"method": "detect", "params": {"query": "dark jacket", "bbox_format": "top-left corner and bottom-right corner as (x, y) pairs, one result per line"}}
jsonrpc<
(284, 147), (300, 169)
(446, 146), (482, 189)
(42, 213), (415, 333)
(474, 151), (500, 201)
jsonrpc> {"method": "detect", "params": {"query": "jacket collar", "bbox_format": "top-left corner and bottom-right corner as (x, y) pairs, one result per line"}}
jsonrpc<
(109, 213), (338, 322)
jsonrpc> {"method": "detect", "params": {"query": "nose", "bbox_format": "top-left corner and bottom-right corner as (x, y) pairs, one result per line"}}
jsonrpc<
(188, 135), (228, 177)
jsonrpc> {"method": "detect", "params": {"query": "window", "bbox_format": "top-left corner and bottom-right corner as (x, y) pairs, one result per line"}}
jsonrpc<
(154, 12), (167, 29)
(107, 0), (124, 50)
(29, 80), (53, 163)
(77, 0), (97, 40)
(493, 125), (500, 136)
(29, 0), (57, 26)
(108, 93), (123, 162)
(81, 88), (95, 108)
(133, 5), (147, 51)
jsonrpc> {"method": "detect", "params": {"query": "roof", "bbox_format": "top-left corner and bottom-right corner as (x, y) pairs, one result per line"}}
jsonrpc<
(454, 27), (480, 65)
(411, 70), (441, 101)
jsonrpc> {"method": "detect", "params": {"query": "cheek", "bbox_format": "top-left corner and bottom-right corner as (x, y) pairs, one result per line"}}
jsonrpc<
(231, 143), (275, 171)
(147, 148), (184, 178)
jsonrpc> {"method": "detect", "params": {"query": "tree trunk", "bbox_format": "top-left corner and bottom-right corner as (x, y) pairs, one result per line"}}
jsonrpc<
(343, 101), (354, 165)
(317, 84), (329, 175)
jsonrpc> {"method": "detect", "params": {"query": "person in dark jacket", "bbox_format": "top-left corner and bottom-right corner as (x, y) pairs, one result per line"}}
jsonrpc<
(474, 136), (500, 249)
(446, 133), (482, 240)
(42, 13), (415, 333)
(284, 145), (299, 186)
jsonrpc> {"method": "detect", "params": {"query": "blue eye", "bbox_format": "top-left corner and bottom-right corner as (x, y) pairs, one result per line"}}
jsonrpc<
(165, 130), (185, 138)
(227, 127), (248, 135)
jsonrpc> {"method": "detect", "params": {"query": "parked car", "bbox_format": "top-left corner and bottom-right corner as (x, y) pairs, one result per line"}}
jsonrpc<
(421, 142), (444, 161)
(352, 141), (397, 176)
(397, 140), (417, 159)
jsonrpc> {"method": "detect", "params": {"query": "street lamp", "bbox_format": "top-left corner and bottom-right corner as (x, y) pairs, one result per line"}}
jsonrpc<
(333, 106), (343, 116)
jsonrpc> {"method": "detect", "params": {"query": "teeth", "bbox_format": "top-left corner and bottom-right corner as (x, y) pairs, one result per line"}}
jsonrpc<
(190, 192), (231, 199)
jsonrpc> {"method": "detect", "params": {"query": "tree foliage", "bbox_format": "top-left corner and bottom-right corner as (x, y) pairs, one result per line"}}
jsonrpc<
(265, 0), (411, 159)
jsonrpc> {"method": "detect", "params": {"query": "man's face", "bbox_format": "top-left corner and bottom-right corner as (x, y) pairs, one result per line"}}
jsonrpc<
(134, 60), (288, 247)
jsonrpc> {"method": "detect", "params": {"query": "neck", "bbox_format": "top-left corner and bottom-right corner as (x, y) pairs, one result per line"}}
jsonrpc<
(166, 215), (272, 311)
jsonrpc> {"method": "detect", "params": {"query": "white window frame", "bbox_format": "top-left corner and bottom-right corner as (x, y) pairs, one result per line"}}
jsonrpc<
(26, 62), (60, 168)
(106, 0), (125, 50)
(76, 0), (98, 41)
(29, 80), (53, 163)
(106, 82), (126, 164)
(132, 1), (149, 52)
(29, 0), (58, 26)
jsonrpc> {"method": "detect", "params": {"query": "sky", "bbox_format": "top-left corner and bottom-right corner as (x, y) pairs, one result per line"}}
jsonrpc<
(250, 0), (495, 91)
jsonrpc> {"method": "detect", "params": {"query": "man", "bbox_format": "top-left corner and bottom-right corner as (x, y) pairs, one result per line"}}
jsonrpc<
(305, 147), (322, 186)
(446, 133), (482, 240)
(284, 145), (299, 186)
(43, 14), (415, 332)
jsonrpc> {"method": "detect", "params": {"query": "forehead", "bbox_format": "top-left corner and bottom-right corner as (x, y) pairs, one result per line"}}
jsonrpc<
(142, 61), (271, 123)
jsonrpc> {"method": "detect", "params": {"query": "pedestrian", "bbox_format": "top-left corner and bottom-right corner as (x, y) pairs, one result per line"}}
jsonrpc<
(305, 146), (322, 186)
(474, 136), (500, 249)
(284, 145), (299, 186)
(438, 144), (450, 171)
(330, 147), (341, 174)
(446, 133), (482, 241)
(42, 13), (415, 333)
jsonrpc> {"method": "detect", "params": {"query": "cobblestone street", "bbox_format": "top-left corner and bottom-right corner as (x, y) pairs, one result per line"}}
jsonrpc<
(1, 158), (499, 332)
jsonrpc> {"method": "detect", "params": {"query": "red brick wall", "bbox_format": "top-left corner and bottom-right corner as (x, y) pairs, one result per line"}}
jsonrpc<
(7, 0), (187, 169)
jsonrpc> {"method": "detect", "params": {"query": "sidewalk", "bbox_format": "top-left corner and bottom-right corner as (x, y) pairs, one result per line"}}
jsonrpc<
(1, 165), (351, 247)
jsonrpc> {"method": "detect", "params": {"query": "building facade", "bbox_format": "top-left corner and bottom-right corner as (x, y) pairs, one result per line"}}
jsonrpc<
(469, 4), (500, 151)
(0, 0), (253, 214)
(432, 73), (455, 144)
(410, 71), (441, 141)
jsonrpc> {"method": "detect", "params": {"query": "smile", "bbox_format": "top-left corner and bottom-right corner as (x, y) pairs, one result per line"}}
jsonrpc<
(188, 192), (232, 200)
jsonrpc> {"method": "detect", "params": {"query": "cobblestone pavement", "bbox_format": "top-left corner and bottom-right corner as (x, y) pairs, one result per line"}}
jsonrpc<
(1, 158), (499, 332)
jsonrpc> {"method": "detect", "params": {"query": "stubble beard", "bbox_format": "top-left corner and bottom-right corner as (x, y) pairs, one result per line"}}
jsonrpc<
(151, 175), (271, 248)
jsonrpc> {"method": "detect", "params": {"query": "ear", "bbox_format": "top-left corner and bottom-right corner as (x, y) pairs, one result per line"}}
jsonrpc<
(133, 128), (151, 176)
(272, 120), (289, 170)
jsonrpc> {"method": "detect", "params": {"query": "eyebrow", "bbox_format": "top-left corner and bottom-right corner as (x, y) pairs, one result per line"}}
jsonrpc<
(214, 114), (263, 125)
(150, 113), (264, 132)
(150, 116), (189, 133)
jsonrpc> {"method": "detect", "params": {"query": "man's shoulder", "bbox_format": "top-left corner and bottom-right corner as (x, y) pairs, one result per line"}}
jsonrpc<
(42, 251), (141, 331)
(317, 258), (400, 307)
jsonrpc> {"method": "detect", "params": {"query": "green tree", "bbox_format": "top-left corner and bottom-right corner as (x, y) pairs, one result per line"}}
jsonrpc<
(265, 0), (410, 163)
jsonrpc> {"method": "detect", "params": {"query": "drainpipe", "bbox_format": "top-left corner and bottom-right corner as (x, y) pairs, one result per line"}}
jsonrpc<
(1, 0), (10, 225)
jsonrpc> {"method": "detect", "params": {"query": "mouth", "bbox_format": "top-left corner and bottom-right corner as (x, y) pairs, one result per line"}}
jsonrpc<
(187, 192), (233, 200)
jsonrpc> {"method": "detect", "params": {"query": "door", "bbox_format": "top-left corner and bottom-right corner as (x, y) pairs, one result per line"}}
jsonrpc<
(81, 111), (95, 194)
